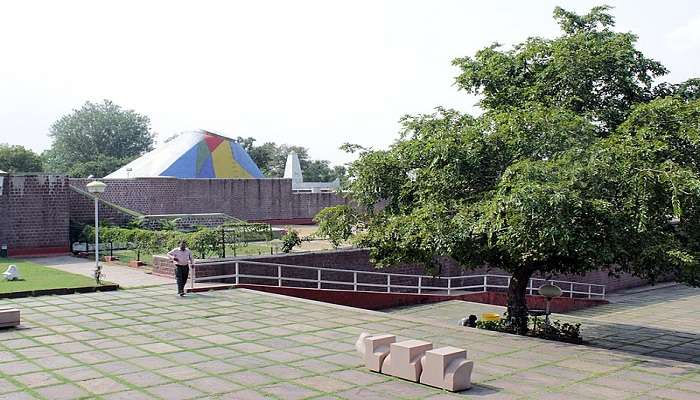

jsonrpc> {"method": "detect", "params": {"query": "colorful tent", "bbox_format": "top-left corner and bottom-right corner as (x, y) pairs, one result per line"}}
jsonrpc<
(105, 130), (264, 179)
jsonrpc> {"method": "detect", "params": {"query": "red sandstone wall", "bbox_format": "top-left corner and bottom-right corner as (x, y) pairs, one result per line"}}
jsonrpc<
(0, 175), (70, 255)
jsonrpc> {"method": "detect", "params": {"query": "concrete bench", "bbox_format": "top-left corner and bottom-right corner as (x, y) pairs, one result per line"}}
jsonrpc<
(0, 309), (20, 328)
(359, 334), (396, 372)
(381, 339), (433, 382)
(420, 346), (474, 391)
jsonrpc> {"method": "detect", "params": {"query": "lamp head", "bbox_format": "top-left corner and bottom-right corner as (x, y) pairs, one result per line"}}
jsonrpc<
(86, 180), (107, 194)
(538, 283), (563, 299)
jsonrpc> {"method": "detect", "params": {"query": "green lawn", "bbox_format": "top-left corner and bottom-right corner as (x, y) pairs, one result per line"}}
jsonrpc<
(0, 258), (100, 294)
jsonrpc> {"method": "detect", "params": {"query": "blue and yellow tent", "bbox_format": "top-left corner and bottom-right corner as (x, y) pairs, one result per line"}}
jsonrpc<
(106, 130), (264, 179)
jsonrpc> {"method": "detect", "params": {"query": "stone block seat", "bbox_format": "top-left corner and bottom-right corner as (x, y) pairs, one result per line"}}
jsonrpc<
(0, 309), (20, 328)
(359, 334), (396, 372)
(420, 346), (474, 391)
(381, 339), (433, 381)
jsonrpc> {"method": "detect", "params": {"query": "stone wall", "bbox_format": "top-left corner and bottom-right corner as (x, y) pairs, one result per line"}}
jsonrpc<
(69, 177), (349, 223)
(0, 175), (70, 256)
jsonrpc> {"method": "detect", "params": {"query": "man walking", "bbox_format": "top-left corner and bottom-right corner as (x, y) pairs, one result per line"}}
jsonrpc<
(168, 241), (194, 296)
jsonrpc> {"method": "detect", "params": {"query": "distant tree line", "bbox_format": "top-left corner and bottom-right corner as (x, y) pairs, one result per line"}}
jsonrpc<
(235, 136), (346, 182)
(1, 99), (345, 181)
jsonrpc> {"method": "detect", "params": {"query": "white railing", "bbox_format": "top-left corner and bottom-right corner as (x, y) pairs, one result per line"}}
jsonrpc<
(190, 260), (606, 299)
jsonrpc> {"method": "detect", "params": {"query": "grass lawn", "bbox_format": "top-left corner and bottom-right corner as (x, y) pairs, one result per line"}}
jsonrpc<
(0, 258), (100, 294)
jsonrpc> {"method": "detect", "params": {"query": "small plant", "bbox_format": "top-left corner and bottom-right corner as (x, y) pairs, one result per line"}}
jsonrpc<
(281, 228), (302, 253)
(475, 313), (582, 343)
(475, 319), (503, 331)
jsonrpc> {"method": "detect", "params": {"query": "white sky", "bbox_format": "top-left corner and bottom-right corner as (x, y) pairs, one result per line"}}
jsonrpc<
(1, 0), (699, 166)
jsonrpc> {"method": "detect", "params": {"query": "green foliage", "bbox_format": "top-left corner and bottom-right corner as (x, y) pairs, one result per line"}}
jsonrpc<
(475, 319), (511, 332)
(476, 317), (582, 343)
(188, 228), (220, 259)
(452, 6), (667, 134)
(281, 228), (302, 253)
(0, 144), (43, 173)
(236, 136), (345, 182)
(338, 6), (700, 334)
(313, 205), (358, 247)
(81, 222), (276, 262)
(43, 100), (154, 177)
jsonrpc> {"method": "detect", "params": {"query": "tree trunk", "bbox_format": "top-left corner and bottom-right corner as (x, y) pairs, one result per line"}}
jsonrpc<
(507, 268), (534, 335)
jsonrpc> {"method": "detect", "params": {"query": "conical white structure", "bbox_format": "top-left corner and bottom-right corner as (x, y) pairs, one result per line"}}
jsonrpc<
(283, 152), (340, 193)
(283, 152), (304, 183)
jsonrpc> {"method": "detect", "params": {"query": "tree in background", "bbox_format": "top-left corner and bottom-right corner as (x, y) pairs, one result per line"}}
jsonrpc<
(318, 6), (700, 334)
(453, 5), (668, 135)
(0, 144), (43, 173)
(236, 136), (345, 182)
(43, 100), (154, 177)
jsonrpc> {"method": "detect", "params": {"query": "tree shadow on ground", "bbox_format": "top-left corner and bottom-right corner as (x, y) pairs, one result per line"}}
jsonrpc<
(578, 320), (700, 366)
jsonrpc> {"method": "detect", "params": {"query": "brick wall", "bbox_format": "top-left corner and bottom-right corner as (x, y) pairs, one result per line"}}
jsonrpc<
(0, 175), (70, 255)
(69, 188), (135, 227)
(69, 178), (349, 223)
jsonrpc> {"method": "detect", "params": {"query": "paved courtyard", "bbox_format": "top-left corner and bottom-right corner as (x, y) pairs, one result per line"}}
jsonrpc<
(0, 286), (697, 399)
(389, 284), (700, 365)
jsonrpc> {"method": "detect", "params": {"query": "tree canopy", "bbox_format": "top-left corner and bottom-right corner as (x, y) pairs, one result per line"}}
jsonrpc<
(319, 6), (700, 333)
(453, 5), (667, 135)
(43, 100), (154, 177)
(236, 136), (345, 182)
(0, 144), (43, 173)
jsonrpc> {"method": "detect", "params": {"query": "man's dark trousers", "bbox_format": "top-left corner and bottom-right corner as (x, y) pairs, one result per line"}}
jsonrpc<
(175, 264), (189, 294)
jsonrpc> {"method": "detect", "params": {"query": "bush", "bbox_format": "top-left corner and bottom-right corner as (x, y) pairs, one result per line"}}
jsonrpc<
(281, 228), (302, 253)
(475, 314), (582, 343)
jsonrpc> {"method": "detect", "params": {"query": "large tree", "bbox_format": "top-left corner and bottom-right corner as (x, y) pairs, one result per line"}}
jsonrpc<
(44, 100), (154, 177)
(320, 7), (700, 334)
(0, 144), (43, 173)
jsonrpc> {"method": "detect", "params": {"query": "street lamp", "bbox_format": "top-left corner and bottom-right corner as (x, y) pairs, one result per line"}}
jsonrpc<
(538, 282), (563, 327)
(86, 180), (107, 284)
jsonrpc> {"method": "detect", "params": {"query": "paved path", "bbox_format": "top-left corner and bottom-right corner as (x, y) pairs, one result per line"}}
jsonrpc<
(0, 286), (697, 399)
(388, 284), (700, 366)
(32, 256), (174, 288)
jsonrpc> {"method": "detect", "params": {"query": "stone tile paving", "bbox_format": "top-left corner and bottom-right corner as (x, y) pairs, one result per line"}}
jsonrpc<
(393, 284), (700, 365)
(0, 287), (696, 399)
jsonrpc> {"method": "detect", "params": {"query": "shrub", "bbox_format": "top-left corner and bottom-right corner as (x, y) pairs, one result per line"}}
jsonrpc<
(281, 228), (302, 253)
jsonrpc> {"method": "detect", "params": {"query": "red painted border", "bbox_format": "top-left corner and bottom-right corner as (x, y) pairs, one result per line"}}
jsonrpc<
(233, 285), (607, 312)
(250, 219), (315, 225)
(7, 246), (70, 257)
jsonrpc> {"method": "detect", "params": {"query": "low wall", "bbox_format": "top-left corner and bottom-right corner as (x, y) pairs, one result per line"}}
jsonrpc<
(234, 285), (607, 312)
(152, 248), (651, 294)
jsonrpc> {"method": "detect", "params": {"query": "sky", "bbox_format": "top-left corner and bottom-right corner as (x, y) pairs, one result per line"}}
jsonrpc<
(1, 0), (699, 167)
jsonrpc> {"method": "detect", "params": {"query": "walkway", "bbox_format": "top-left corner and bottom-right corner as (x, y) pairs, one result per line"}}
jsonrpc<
(32, 256), (174, 288)
(388, 284), (700, 365)
(0, 286), (698, 399)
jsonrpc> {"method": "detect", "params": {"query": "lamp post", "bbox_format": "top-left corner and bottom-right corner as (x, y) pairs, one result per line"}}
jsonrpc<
(86, 180), (107, 284)
(538, 282), (563, 327)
